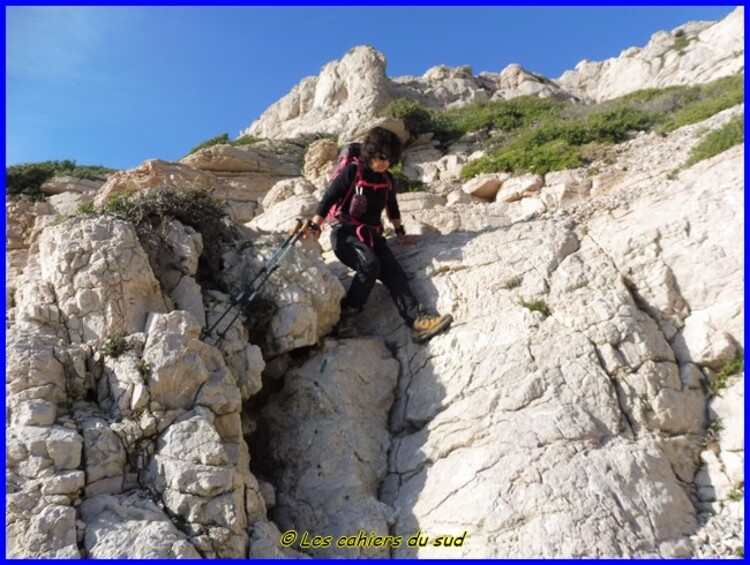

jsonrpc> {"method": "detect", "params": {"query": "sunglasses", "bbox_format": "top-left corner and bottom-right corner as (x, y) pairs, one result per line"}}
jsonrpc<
(375, 153), (391, 162)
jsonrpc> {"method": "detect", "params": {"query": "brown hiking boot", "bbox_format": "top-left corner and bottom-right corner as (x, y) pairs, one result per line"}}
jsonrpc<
(411, 306), (453, 344)
(336, 306), (359, 339)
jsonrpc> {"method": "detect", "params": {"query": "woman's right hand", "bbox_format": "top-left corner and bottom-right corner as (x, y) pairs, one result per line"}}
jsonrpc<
(305, 216), (325, 240)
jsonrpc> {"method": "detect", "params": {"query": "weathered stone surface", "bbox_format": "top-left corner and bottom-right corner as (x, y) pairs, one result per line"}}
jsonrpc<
(243, 45), (393, 142)
(303, 138), (339, 181)
(41, 175), (106, 195)
(556, 7), (744, 102)
(80, 493), (201, 558)
(460, 172), (507, 200)
(258, 339), (399, 558)
(181, 143), (300, 175)
(37, 216), (168, 342)
(6, 199), (52, 251)
(212, 235), (344, 357)
(5, 8), (743, 560)
(247, 194), (319, 233)
(261, 177), (319, 211)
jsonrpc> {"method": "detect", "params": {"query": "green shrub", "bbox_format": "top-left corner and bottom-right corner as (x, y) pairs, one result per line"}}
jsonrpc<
(390, 165), (424, 193)
(136, 359), (152, 378)
(683, 115), (743, 168)
(241, 293), (278, 346)
(433, 96), (565, 145)
(233, 134), (263, 146)
(704, 355), (746, 397)
(186, 132), (268, 156)
(102, 186), (231, 289)
(6, 160), (115, 201)
(187, 133), (231, 155)
(727, 488), (743, 502)
(658, 74), (744, 132)
(379, 98), (434, 138)
(673, 33), (690, 53)
(718, 356), (744, 378)
(388, 73), (742, 180)
(103, 186), (226, 238)
(459, 100), (656, 178)
(585, 106), (657, 143)
(379, 95), (566, 146)
(102, 334), (128, 357)
(76, 201), (96, 216)
(462, 138), (582, 178)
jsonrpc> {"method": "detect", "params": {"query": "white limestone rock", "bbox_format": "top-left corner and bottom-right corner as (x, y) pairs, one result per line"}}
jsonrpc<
(80, 493), (201, 558)
(555, 7), (744, 102)
(259, 339), (399, 558)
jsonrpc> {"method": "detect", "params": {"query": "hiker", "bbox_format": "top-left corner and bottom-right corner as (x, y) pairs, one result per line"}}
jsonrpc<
(306, 126), (453, 343)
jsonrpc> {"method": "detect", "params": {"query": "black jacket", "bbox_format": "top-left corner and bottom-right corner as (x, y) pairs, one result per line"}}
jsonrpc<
(315, 162), (400, 227)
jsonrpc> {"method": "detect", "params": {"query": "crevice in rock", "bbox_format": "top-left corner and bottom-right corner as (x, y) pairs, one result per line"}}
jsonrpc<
(592, 344), (637, 438)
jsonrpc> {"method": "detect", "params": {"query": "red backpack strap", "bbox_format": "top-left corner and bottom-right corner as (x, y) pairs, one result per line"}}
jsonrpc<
(326, 160), (360, 225)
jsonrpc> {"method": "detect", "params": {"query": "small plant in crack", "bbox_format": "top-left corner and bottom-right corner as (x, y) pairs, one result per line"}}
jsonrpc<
(520, 299), (552, 317)
(702, 356), (743, 397)
(503, 276), (522, 290)
(727, 487), (743, 502)
(102, 333), (129, 357)
(136, 359), (152, 378)
(705, 417), (724, 446)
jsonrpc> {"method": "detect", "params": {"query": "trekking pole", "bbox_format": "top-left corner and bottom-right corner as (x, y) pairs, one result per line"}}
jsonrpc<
(202, 218), (311, 342)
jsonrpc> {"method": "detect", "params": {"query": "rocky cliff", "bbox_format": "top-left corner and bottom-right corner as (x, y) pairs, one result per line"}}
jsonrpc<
(5, 7), (744, 559)
(241, 7), (743, 141)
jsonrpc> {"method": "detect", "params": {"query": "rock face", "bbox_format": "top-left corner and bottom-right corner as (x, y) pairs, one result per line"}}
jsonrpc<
(242, 46), (393, 142)
(5, 7), (744, 560)
(241, 8), (742, 141)
(6, 214), (340, 558)
(257, 339), (399, 558)
(556, 7), (745, 102)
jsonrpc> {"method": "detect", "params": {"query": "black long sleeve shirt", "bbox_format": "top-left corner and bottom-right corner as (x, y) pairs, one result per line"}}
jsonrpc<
(315, 162), (400, 227)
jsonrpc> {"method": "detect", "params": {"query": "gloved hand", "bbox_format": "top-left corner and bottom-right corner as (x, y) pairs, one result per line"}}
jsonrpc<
(304, 220), (322, 240)
(394, 225), (406, 237)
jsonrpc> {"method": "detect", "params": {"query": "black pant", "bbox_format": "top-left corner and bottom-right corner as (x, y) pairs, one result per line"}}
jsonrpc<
(331, 225), (420, 326)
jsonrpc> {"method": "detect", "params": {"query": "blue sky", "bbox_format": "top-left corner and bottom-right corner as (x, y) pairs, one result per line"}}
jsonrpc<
(5, 6), (737, 171)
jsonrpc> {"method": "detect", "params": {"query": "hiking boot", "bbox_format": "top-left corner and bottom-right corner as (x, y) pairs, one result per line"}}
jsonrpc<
(411, 306), (453, 344)
(336, 306), (359, 339)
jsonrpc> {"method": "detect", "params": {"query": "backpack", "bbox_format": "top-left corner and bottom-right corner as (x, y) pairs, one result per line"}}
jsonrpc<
(326, 143), (393, 225)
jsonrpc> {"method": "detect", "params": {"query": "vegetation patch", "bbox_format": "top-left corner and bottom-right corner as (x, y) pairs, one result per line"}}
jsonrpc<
(727, 487), (744, 502)
(390, 164), (425, 193)
(379, 98), (435, 140)
(76, 201), (97, 216)
(103, 186), (234, 290)
(657, 74), (744, 133)
(6, 160), (115, 201)
(672, 30), (694, 54)
(102, 334), (129, 357)
(379, 73), (743, 179)
(502, 276), (523, 290)
(703, 355), (745, 397)
(136, 359), (152, 378)
(683, 115), (744, 168)
(185, 132), (263, 156)
(520, 299), (552, 317)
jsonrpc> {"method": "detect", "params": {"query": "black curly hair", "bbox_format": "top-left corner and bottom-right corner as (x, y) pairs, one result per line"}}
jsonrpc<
(360, 126), (402, 166)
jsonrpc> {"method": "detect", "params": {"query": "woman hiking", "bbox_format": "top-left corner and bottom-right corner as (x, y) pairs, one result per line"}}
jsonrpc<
(307, 126), (453, 343)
